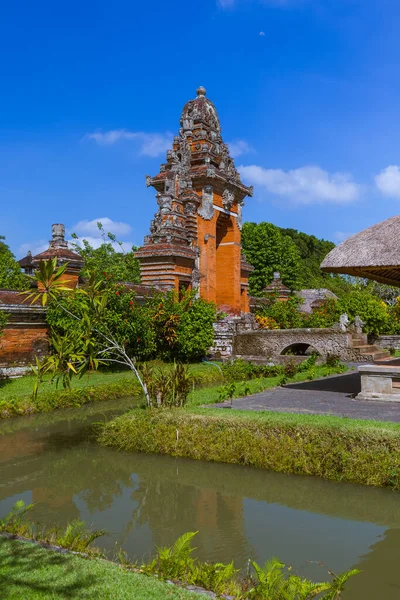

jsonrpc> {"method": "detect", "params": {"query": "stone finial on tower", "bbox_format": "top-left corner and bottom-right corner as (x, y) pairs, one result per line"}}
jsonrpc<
(196, 86), (206, 97)
(50, 224), (68, 249)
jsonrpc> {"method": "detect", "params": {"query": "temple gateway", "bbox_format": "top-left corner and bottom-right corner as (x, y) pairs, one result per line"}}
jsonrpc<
(135, 86), (254, 315)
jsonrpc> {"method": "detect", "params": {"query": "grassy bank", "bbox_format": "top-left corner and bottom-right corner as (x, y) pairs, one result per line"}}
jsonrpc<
(99, 408), (400, 489)
(0, 362), (224, 419)
(0, 537), (203, 600)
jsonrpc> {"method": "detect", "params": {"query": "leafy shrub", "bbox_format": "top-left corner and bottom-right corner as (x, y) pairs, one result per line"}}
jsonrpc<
(256, 295), (304, 329)
(149, 291), (217, 362)
(337, 291), (389, 335)
(325, 353), (341, 368)
(141, 363), (192, 408)
(283, 360), (297, 378)
(255, 315), (279, 329)
(221, 359), (283, 382)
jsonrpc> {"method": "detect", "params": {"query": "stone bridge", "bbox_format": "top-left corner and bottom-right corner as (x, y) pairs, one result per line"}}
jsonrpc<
(233, 328), (371, 363)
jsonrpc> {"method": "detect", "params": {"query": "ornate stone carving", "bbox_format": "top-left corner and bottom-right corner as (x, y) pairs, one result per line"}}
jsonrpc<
(157, 194), (172, 213)
(198, 186), (214, 220)
(145, 175), (152, 187)
(184, 201), (197, 216)
(222, 189), (235, 211)
(237, 200), (244, 230)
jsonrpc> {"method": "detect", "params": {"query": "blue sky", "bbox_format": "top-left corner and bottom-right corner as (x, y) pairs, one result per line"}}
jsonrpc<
(2, 0), (400, 257)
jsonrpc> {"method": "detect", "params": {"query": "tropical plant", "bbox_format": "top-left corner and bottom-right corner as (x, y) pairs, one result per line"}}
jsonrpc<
(137, 531), (358, 599)
(22, 259), (151, 405)
(140, 363), (193, 408)
(149, 290), (217, 361)
(0, 501), (106, 556)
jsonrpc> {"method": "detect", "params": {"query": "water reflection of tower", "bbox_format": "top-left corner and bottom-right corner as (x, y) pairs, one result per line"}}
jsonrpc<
(194, 488), (252, 565)
(131, 475), (253, 566)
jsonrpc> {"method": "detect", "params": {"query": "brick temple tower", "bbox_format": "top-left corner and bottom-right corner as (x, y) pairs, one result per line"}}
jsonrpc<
(135, 87), (253, 314)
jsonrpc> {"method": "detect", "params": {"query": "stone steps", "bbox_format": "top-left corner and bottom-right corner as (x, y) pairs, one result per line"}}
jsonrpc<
(350, 333), (392, 363)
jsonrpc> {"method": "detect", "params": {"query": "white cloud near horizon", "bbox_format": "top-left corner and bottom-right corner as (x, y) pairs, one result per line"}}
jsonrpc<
(238, 164), (361, 204)
(18, 218), (136, 258)
(18, 241), (48, 259)
(71, 217), (132, 238)
(375, 165), (400, 199)
(228, 140), (253, 158)
(84, 129), (173, 157)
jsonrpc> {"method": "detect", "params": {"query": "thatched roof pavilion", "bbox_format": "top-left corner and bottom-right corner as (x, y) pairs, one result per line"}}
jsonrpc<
(321, 214), (400, 286)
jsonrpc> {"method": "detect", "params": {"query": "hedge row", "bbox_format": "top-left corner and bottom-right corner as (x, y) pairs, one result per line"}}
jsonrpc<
(99, 409), (400, 489)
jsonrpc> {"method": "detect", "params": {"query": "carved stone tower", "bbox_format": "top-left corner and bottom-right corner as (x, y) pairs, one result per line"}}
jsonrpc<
(135, 87), (253, 314)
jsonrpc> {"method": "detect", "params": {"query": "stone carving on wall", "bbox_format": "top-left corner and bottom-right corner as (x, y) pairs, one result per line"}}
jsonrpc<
(157, 194), (172, 213)
(222, 189), (234, 211)
(237, 200), (244, 230)
(198, 186), (215, 220)
(145, 175), (152, 187)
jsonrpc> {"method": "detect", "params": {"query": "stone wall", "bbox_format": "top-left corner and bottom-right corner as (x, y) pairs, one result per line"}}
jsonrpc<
(232, 328), (366, 363)
(373, 335), (400, 351)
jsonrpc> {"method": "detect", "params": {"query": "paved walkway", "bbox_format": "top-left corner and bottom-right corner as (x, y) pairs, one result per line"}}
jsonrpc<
(212, 370), (400, 422)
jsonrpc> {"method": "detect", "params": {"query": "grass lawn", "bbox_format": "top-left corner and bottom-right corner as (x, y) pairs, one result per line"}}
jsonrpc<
(0, 362), (223, 401)
(0, 537), (203, 600)
(0, 362), (224, 419)
(187, 364), (350, 407)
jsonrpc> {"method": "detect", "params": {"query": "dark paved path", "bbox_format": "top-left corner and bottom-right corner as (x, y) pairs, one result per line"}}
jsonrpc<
(212, 370), (400, 422)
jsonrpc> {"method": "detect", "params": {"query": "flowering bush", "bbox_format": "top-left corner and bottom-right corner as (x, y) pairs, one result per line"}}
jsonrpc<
(255, 315), (279, 330)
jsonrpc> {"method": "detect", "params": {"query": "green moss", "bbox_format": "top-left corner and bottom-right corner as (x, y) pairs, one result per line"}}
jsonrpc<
(0, 537), (203, 599)
(99, 408), (400, 489)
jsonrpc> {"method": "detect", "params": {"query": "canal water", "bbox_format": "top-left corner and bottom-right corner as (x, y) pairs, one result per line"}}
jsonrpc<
(0, 397), (399, 598)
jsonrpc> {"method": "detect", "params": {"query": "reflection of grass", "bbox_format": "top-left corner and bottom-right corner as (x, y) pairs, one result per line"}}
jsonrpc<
(0, 363), (224, 420)
(0, 537), (203, 599)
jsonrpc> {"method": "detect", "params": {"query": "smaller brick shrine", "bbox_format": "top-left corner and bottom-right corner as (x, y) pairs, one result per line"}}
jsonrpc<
(135, 87), (254, 315)
(19, 224), (84, 289)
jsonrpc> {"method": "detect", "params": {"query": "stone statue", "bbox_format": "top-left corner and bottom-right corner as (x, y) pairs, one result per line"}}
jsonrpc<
(354, 315), (365, 333)
(333, 313), (350, 332)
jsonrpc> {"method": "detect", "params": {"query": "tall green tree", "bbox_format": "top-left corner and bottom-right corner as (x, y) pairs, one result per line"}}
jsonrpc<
(0, 236), (29, 290)
(242, 222), (302, 296)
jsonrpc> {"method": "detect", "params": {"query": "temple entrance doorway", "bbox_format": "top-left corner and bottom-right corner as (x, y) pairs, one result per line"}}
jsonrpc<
(215, 212), (241, 313)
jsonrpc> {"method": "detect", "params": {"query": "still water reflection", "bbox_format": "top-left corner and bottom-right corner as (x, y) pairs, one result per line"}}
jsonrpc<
(0, 398), (399, 598)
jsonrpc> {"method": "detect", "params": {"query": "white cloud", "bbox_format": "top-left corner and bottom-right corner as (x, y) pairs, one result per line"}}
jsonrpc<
(375, 165), (400, 199)
(70, 236), (133, 253)
(228, 140), (252, 158)
(238, 164), (361, 204)
(71, 217), (132, 238)
(259, 31), (266, 36)
(18, 241), (48, 258)
(85, 129), (173, 157)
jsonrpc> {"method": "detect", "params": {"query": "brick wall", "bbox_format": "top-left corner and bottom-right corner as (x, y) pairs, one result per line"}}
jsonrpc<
(0, 293), (49, 372)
